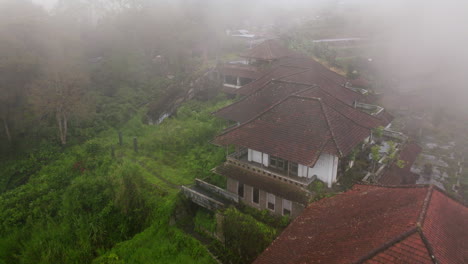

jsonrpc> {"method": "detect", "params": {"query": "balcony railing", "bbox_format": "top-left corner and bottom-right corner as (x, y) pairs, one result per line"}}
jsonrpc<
(226, 152), (316, 188)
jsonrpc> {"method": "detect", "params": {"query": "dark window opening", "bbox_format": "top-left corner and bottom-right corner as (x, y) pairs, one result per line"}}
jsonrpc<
(224, 75), (237, 85)
(289, 162), (298, 176)
(253, 188), (259, 204)
(268, 202), (275, 210)
(238, 183), (244, 198)
(270, 156), (288, 171)
(239, 77), (253, 86)
(283, 199), (292, 216)
(267, 193), (275, 211)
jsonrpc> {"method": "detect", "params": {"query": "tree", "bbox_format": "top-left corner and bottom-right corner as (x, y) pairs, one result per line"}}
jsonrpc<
(30, 64), (89, 145)
(0, 0), (45, 142)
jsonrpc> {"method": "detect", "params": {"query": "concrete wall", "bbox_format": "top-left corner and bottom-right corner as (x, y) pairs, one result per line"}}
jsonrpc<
(248, 149), (269, 167)
(248, 149), (339, 188)
(227, 177), (304, 218)
(298, 154), (339, 187)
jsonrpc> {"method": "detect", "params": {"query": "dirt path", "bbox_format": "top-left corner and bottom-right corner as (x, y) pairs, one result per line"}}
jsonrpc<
(134, 160), (180, 189)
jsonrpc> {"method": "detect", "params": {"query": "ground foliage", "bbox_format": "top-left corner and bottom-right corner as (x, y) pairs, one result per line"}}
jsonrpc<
(0, 97), (234, 264)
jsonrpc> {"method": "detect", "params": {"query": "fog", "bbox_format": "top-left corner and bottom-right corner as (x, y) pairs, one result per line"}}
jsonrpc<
(31, 0), (466, 110)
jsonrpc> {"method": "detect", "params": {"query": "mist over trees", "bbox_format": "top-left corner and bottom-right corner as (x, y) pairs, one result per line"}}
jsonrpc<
(0, 0), (250, 152)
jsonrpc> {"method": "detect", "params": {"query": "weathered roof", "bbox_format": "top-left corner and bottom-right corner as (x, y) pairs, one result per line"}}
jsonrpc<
(214, 80), (388, 128)
(280, 68), (361, 106)
(214, 95), (377, 166)
(350, 77), (371, 88)
(379, 142), (422, 185)
(235, 56), (365, 106)
(375, 109), (394, 125)
(254, 185), (468, 264)
(213, 80), (313, 123)
(213, 163), (309, 205)
(240, 39), (294, 61)
(236, 65), (308, 96)
(217, 64), (262, 80)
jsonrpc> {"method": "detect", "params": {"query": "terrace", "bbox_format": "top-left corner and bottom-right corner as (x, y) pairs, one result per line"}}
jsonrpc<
(226, 149), (316, 189)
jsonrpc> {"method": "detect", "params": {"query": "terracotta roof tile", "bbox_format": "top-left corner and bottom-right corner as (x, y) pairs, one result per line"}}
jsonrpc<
(240, 39), (294, 61)
(254, 185), (468, 264)
(218, 64), (262, 80)
(236, 65), (307, 96)
(235, 56), (366, 107)
(422, 189), (468, 264)
(253, 185), (428, 264)
(365, 233), (433, 264)
(214, 80), (313, 123)
(215, 79), (389, 129)
(214, 96), (376, 166)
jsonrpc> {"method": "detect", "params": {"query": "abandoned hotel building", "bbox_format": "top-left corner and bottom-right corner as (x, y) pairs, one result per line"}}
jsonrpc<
(209, 39), (397, 217)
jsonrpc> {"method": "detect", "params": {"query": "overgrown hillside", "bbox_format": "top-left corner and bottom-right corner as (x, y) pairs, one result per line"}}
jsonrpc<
(0, 97), (233, 264)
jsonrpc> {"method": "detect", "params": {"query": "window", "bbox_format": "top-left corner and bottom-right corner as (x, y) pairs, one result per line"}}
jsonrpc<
(267, 193), (275, 211)
(224, 75), (237, 85)
(252, 188), (259, 204)
(283, 199), (292, 216)
(239, 77), (253, 86)
(270, 156), (288, 171)
(270, 156), (277, 167)
(238, 182), (244, 198)
(289, 162), (298, 176)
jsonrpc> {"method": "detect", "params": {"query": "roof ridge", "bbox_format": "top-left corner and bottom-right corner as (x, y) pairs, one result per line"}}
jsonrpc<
(355, 227), (419, 264)
(305, 138), (333, 167)
(213, 81), (316, 117)
(276, 67), (311, 80)
(267, 39), (273, 60)
(417, 185), (433, 226)
(237, 65), (312, 96)
(214, 95), (295, 138)
(318, 99), (344, 157)
(319, 95), (381, 130)
(311, 85), (384, 125)
(212, 79), (276, 115)
(432, 185), (468, 207)
(271, 79), (316, 87)
(418, 230), (438, 264)
(355, 183), (432, 189)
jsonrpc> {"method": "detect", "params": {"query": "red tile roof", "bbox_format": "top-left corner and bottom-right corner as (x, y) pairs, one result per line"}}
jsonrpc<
(240, 39), (294, 61)
(350, 77), (371, 88)
(379, 142), (422, 185)
(236, 65), (308, 96)
(422, 189), (468, 264)
(235, 56), (366, 107)
(214, 80), (312, 123)
(214, 95), (378, 166)
(375, 109), (394, 125)
(214, 79), (388, 129)
(254, 185), (468, 264)
(218, 64), (262, 80)
(365, 233), (433, 264)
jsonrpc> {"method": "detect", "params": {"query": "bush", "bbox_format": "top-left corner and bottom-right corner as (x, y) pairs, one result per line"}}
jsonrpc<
(222, 208), (277, 264)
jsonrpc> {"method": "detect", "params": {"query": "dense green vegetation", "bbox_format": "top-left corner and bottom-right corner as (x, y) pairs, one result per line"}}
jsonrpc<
(0, 97), (235, 264)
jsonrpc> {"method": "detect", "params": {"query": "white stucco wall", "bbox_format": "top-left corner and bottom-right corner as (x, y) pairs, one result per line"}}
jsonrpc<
(262, 153), (269, 167)
(298, 154), (339, 187)
(248, 149), (268, 166)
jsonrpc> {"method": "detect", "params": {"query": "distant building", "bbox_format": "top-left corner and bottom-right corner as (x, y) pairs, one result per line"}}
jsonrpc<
(378, 142), (422, 185)
(218, 39), (294, 94)
(254, 184), (468, 264)
(212, 39), (394, 217)
(213, 91), (389, 217)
